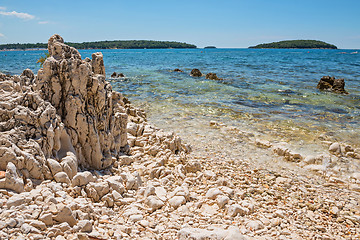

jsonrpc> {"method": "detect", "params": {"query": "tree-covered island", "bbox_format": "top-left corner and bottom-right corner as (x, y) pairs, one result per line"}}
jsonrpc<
(0, 40), (197, 50)
(249, 40), (337, 49)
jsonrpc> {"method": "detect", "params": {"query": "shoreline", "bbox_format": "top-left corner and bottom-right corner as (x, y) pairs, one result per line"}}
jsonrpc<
(0, 35), (359, 239)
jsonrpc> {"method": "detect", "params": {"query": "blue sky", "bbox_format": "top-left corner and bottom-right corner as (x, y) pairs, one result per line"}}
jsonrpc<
(0, 0), (359, 48)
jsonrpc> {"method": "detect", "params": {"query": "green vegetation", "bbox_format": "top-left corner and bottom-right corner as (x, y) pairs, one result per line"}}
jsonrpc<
(249, 40), (337, 49)
(36, 52), (50, 67)
(204, 46), (216, 49)
(0, 40), (197, 50)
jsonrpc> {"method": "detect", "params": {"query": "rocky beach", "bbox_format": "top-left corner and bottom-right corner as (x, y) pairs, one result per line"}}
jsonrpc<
(0, 35), (359, 240)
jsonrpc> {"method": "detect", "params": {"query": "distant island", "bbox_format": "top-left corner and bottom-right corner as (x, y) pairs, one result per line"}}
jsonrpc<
(204, 46), (216, 49)
(0, 40), (197, 50)
(249, 40), (337, 49)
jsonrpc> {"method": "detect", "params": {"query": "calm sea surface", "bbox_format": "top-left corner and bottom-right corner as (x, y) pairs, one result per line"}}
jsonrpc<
(1, 48), (360, 152)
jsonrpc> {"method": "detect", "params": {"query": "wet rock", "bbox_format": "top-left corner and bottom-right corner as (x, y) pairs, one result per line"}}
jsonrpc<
(329, 142), (341, 155)
(173, 68), (183, 72)
(205, 73), (222, 80)
(317, 76), (348, 94)
(111, 72), (125, 78)
(190, 69), (202, 77)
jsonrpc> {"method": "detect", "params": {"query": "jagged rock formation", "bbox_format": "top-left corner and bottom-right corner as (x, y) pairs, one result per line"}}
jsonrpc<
(35, 34), (128, 170)
(317, 76), (348, 94)
(0, 34), (188, 190)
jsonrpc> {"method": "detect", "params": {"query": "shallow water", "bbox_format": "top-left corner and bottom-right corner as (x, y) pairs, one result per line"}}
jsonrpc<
(1, 48), (360, 154)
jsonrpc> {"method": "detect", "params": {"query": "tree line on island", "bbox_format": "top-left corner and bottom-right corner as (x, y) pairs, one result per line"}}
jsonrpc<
(0, 40), (197, 50)
(249, 40), (337, 49)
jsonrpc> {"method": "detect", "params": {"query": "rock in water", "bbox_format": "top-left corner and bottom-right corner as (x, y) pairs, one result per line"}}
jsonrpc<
(205, 73), (222, 80)
(190, 69), (202, 77)
(317, 76), (348, 94)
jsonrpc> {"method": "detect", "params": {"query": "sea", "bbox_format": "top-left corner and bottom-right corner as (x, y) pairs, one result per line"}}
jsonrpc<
(1, 48), (360, 171)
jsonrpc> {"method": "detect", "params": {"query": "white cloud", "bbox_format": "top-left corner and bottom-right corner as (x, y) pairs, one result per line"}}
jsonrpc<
(0, 10), (35, 20)
(0, 33), (4, 37)
(0, 6), (6, 10)
(38, 21), (49, 24)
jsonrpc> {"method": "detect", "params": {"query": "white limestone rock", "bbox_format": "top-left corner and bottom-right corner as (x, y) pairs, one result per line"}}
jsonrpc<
(178, 226), (247, 240)
(168, 196), (186, 209)
(72, 171), (95, 187)
(205, 187), (223, 200)
(0, 162), (24, 193)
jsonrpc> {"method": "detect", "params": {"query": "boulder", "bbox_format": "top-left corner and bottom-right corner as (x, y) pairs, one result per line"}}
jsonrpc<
(111, 72), (125, 78)
(317, 76), (348, 94)
(205, 73), (222, 80)
(190, 69), (202, 77)
(0, 162), (24, 193)
(173, 68), (183, 72)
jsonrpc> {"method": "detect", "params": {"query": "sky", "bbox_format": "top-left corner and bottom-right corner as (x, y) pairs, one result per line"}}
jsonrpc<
(0, 0), (359, 49)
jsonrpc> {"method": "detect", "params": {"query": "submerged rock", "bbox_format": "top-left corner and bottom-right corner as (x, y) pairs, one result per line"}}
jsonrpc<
(205, 72), (222, 80)
(111, 72), (125, 78)
(317, 76), (348, 94)
(190, 68), (202, 77)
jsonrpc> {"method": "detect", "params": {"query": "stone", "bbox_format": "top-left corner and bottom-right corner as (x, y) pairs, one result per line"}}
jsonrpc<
(145, 196), (164, 211)
(184, 161), (202, 173)
(6, 193), (28, 208)
(111, 72), (125, 78)
(190, 69), (202, 77)
(54, 172), (71, 184)
(329, 142), (341, 154)
(77, 220), (92, 233)
(53, 204), (76, 227)
(205, 73), (222, 80)
(47, 159), (63, 176)
(317, 76), (348, 94)
(39, 212), (54, 226)
(246, 220), (264, 231)
(173, 68), (183, 72)
(0, 162), (24, 193)
(227, 204), (249, 217)
(178, 226), (247, 240)
(72, 171), (95, 187)
(216, 195), (230, 208)
(28, 220), (46, 231)
(106, 176), (125, 194)
(168, 196), (186, 209)
(205, 188), (223, 200)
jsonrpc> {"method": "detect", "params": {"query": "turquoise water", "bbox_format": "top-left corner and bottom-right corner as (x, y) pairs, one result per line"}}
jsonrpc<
(1, 48), (360, 147)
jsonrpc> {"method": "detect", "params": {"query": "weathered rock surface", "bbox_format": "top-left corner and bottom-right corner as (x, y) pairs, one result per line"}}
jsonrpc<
(206, 72), (222, 80)
(317, 76), (348, 94)
(190, 68), (202, 77)
(110, 72), (125, 78)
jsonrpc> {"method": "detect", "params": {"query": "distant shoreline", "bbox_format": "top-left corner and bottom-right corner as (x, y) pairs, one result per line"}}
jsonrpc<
(249, 40), (337, 49)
